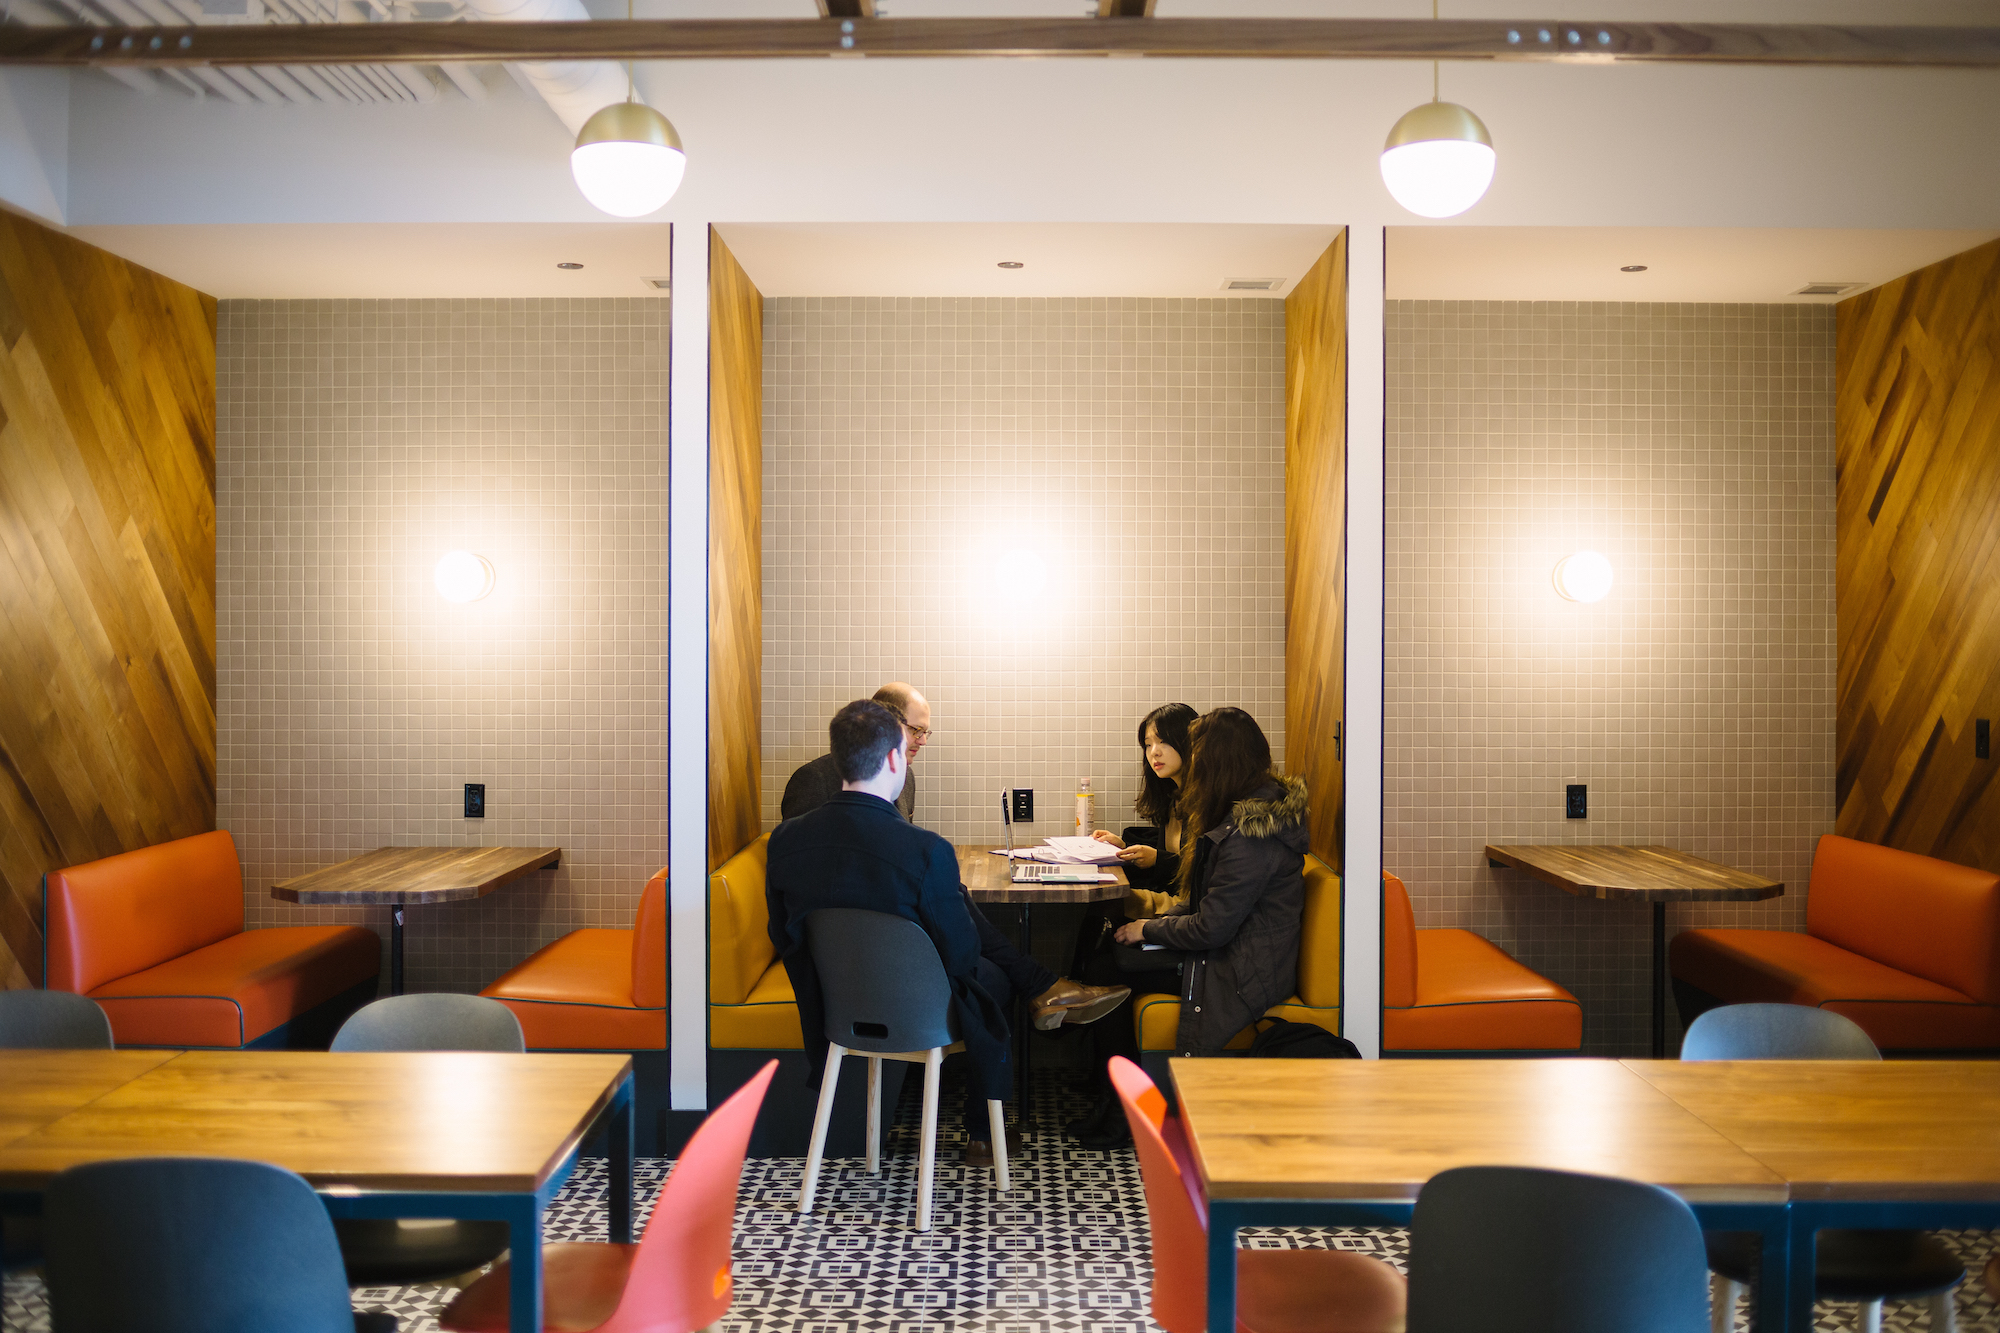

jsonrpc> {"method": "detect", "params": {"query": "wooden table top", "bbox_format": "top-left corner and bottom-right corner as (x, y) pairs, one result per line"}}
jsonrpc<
(0, 1050), (181, 1145)
(0, 1050), (630, 1193)
(1625, 1060), (2000, 1201)
(1484, 844), (1783, 903)
(957, 845), (1130, 905)
(271, 845), (562, 905)
(1171, 1058), (1787, 1204)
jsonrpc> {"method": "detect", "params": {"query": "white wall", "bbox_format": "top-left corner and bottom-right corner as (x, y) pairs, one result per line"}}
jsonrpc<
(0, 69), (68, 225)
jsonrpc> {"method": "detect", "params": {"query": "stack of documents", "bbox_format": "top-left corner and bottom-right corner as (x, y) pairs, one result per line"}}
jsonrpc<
(991, 836), (1125, 865)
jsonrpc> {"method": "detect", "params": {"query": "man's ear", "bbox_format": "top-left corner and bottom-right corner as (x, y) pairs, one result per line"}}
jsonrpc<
(883, 744), (904, 776)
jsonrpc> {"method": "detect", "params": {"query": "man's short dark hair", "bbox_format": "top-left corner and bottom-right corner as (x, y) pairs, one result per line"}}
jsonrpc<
(830, 699), (905, 782)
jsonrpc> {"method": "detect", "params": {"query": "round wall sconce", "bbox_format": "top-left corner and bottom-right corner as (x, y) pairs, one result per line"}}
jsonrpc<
(1552, 551), (1614, 603)
(434, 550), (496, 603)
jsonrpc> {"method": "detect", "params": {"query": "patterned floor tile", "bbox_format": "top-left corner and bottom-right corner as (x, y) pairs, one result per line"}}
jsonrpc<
(5, 1065), (1998, 1333)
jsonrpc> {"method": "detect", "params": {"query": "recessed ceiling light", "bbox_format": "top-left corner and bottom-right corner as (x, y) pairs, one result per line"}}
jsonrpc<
(557, 262), (584, 270)
(997, 261), (1024, 269)
(1620, 265), (1648, 272)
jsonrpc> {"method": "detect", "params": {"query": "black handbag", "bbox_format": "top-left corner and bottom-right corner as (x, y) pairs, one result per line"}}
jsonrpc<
(1111, 937), (1191, 976)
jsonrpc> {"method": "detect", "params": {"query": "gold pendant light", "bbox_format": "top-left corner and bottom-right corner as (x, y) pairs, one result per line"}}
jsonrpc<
(1379, 5), (1496, 219)
(570, 5), (687, 218)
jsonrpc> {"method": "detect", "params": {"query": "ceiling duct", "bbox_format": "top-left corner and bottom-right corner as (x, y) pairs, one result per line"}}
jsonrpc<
(458, 0), (649, 136)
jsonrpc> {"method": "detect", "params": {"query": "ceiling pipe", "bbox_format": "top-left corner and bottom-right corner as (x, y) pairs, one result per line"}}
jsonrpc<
(458, 0), (645, 136)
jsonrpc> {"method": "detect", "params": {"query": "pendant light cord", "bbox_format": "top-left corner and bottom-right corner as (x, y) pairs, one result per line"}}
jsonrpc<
(1431, 0), (1439, 101)
(626, 0), (634, 101)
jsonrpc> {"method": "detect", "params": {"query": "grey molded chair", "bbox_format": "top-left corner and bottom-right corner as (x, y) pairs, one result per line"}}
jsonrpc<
(43, 1156), (396, 1333)
(331, 993), (526, 1053)
(0, 989), (113, 1049)
(797, 908), (1008, 1231)
(1682, 1003), (1963, 1333)
(327, 994), (523, 1284)
(1407, 1165), (1711, 1333)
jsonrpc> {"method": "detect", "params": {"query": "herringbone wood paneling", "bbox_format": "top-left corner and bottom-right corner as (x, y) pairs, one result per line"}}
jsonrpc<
(1286, 233), (1347, 870)
(1836, 236), (2000, 873)
(0, 214), (216, 988)
(708, 229), (763, 869)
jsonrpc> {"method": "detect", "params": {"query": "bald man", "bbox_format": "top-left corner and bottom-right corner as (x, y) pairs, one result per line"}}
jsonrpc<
(781, 682), (931, 823)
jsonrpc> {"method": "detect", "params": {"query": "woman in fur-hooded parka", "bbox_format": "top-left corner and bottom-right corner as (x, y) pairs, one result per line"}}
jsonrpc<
(1129, 710), (1308, 1058)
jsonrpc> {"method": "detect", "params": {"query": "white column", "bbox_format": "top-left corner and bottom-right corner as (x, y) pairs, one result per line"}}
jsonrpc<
(1342, 224), (1386, 1059)
(668, 221), (710, 1109)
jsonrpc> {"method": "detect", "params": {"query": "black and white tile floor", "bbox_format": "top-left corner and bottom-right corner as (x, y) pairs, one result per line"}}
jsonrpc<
(5, 1068), (1998, 1333)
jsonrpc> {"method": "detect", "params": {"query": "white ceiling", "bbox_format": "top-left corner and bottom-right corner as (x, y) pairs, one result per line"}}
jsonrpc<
(715, 222), (1341, 298)
(1386, 228), (2000, 303)
(65, 222), (672, 298)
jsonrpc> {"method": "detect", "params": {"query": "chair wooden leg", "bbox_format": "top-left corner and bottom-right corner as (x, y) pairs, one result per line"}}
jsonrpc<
(1709, 1275), (1740, 1333)
(1930, 1288), (1958, 1333)
(916, 1047), (942, 1232)
(865, 1057), (882, 1176)
(987, 1099), (1009, 1193)
(799, 1044), (845, 1216)
(1859, 1299), (1883, 1333)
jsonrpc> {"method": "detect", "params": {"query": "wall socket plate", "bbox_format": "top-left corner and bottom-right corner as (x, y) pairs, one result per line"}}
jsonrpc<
(1565, 784), (1588, 819)
(1011, 788), (1034, 823)
(464, 783), (485, 818)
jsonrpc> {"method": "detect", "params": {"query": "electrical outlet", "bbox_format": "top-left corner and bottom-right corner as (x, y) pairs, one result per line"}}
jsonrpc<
(1979, 719), (1992, 761)
(464, 783), (485, 818)
(1565, 784), (1588, 819)
(1011, 789), (1034, 823)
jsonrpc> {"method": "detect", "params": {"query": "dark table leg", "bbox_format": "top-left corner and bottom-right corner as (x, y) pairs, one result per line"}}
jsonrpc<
(390, 902), (405, 997)
(1651, 900), (1667, 1059)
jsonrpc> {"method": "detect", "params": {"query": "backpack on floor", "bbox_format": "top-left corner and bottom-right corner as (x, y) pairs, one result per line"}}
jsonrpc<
(1247, 1018), (1361, 1059)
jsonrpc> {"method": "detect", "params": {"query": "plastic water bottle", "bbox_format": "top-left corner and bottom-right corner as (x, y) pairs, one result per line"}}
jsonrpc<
(1075, 778), (1095, 837)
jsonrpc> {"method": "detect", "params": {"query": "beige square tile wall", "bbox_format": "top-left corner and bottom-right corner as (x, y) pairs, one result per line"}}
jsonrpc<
(1387, 301), (1835, 1056)
(762, 297), (1287, 853)
(217, 299), (668, 994)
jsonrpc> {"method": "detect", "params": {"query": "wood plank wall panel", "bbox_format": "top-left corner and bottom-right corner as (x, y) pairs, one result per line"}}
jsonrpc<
(0, 213), (216, 988)
(1835, 236), (2000, 873)
(1285, 232), (1347, 870)
(708, 229), (763, 869)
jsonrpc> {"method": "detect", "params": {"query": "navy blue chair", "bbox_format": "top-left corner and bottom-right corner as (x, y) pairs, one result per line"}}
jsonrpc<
(0, 989), (113, 1049)
(796, 907), (1009, 1231)
(328, 994), (523, 1284)
(1683, 1003), (1962, 1333)
(43, 1156), (395, 1332)
(1407, 1165), (1711, 1333)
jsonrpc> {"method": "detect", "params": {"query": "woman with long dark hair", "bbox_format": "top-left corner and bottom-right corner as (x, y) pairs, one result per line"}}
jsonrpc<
(1111, 706), (1307, 1059)
(1089, 701), (1198, 910)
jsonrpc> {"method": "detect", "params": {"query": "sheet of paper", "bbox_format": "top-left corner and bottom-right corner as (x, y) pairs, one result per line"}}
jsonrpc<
(1039, 836), (1125, 865)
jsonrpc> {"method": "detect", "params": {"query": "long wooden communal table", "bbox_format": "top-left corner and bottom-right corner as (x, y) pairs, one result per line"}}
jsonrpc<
(0, 1050), (633, 1333)
(1171, 1058), (1793, 1333)
(1484, 844), (1783, 1056)
(1627, 1060), (2000, 1332)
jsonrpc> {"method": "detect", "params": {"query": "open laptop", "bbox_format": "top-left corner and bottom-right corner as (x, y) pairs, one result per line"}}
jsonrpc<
(1001, 790), (1106, 883)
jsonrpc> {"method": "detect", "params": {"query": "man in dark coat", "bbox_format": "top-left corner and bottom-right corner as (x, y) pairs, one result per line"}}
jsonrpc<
(767, 698), (1128, 1164)
(780, 682), (927, 823)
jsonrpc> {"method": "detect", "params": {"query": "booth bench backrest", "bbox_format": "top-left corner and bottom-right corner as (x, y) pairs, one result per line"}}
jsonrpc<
(46, 831), (245, 995)
(1296, 855), (1343, 1010)
(709, 835), (773, 1006)
(633, 868), (669, 1009)
(1806, 833), (2000, 1006)
(1382, 873), (1418, 1008)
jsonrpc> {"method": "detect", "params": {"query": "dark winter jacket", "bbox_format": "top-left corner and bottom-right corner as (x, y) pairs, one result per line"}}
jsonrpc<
(780, 751), (917, 823)
(766, 790), (1011, 1101)
(1139, 775), (1308, 1057)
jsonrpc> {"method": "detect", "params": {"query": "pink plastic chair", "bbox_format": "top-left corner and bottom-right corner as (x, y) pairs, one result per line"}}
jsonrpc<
(1108, 1057), (1406, 1333)
(441, 1060), (777, 1333)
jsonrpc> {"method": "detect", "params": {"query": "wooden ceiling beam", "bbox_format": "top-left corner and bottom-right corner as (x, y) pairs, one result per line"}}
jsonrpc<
(3, 17), (1996, 69)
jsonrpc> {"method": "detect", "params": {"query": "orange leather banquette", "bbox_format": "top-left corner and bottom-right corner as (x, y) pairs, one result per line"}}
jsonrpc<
(1670, 834), (2000, 1051)
(1383, 872), (1581, 1053)
(480, 869), (666, 1050)
(44, 831), (380, 1048)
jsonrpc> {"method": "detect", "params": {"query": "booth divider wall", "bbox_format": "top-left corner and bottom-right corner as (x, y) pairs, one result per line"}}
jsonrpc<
(1836, 237), (2000, 875)
(0, 213), (217, 992)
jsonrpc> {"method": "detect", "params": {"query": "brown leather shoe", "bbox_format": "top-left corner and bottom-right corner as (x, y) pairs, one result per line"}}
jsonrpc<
(1028, 979), (1131, 1031)
(964, 1128), (1024, 1168)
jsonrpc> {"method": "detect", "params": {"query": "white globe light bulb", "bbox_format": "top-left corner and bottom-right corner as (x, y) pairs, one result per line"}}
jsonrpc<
(435, 550), (495, 604)
(571, 102), (687, 219)
(1379, 101), (1497, 219)
(1553, 551), (1615, 604)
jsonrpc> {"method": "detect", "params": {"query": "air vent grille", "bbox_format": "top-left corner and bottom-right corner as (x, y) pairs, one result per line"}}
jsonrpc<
(642, 276), (672, 291)
(1795, 281), (1864, 297)
(1223, 278), (1278, 291)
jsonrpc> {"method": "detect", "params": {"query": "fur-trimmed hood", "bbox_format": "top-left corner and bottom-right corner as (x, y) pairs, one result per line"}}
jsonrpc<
(1228, 773), (1309, 847)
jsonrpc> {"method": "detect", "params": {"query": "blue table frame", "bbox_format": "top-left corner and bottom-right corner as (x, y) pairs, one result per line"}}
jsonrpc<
(1204, 1197), (1796, 1332)
(319, 1071), (634, 1332)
